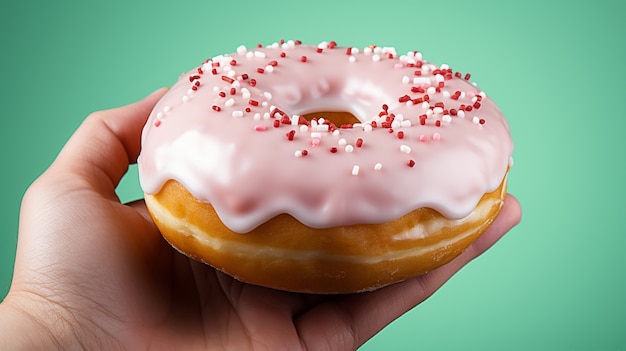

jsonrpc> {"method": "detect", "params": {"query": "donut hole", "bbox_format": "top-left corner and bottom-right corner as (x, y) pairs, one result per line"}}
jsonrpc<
(300, 111), (360, 127)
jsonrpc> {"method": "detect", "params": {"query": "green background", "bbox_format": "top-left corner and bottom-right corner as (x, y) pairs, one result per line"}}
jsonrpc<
(1, 1), (624, 349)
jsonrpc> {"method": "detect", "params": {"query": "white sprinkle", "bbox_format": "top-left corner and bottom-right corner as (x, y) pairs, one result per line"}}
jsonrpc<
(241, 88), (251, 99)
(338, 138), (347, 146)
(253, 113), (261, 120)
(294, 150), (303, 158)
(163, 106), (171, 113)
(440, 63), (449, 70)
(364, 46), (373, 55)
(372, 54), (380, 62)
(345, 145), (354, 153)
(402, 75), (411, 84)
(427, 86), (436, 95)
(471, 96), (479, 103)
(373, 46), (382, 54)
(443, 90), (451, 98)
(265, 65), (274, 73)
(394, 63), (404, 69)
(264, 92), (273, 100)
(413, 77), (430, 85)
(156, 111), (164, 120)
(363, 124), (373, 132)
(311, 132), (322, 138)
(187, 89), (195, 95)
(225, 98), (234, 107)
(391, 120), (401, 129)
(435, 74), (444, 83)
(473, 116), (480, 124)
(374, 163), (383, 171)
(433, 107), (444, 115)
(232, 80), (240, 88)
(232, 110), (244, 118)
(332, 129), (341, 136)
(432, 132), (441, 141)
(352, 165), (360, 176)
(236, 45), (247, 55)
(479, 91), (487, 98)
(458, 110), (466, 118)
(182, 95), (190, 103)
(442, 115), (452, 123)
(316, 124), (329, 132)
(254, 51), (266, 58)
(421, 101), (430, 109)
(246, 52), (254, 59)
(291, 114), (300, 125)
(348, 56), (357, 63)
(401, 120), (412, 127)
(300, 124), (309, 132)
(351, 47), (360, 54)
(426, 109), (433, 117)
(262, 101), (268, 107)
(317, 41), (328, 49)
(395, 114), (404, 121)
(400, 144), (411, 154)
(213, 86), (220, 92)
(263, 112), (271, 119)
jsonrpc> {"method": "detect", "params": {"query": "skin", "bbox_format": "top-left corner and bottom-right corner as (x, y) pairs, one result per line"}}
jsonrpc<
(0, 88), (521, 350)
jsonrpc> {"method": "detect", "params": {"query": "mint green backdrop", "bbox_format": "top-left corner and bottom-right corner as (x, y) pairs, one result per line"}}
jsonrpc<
(1, 1), (624, 349)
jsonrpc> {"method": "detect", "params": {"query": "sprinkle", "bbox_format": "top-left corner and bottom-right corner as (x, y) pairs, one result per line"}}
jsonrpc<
(480, 118), (486, 125)
(473, 116), (480, 124)
(356, 138), (364, 147)
(464, 73), (471, 80)
(273, 120), (280, 128)
(442, 115), (452, 123)
(458, 110), (465, 118)
(254, 51), (266, 58)
(294, 150), (303, 158)
(348, 56), (356, 63)
(254, 125), (267, 131)
(286, 130), (296, 141)
(374, 163), (382, 171)
(300, 56), (308, 62)
(163, 106), (171, 113)
(407, 159), (416, 167)
(338, 138), (347, 146)
(432, 132), (441, 141)
(311, 138), (321, 147)
(372, 54), (381, 62)
(225, 98), (235, 107)
(345, 145), (354, 153)
(236, 45), (247, 55)
(400, 144), (411, 153)
(182, 95), (190, 103)
(249, 99), (259, 106)
(402, 75), (411, 84)
(154, 120), (161, 127)
(419, 134), (428, 142)
(352, 165), (360, 176)
(264, 92), (273, 100)
(397, 131), (404, 139)
(232, 110), (244, 118)
(221, 76), (234, 84)
(329, 147), (338, 153)
(212, 105), (221, 112)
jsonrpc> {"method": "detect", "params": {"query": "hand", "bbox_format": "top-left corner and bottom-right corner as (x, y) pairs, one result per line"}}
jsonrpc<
(0, 89), (521, 350)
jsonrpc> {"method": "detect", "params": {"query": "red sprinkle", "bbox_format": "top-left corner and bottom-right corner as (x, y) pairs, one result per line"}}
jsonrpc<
(479, 118), (486, 125)
(221, 76), (234, 84)
(230, 59), (237, 66)
(212, 105), (221, 112)
(286, 130), (296, 140)
(407, 160), (416, 167)
(249, 79), (257, 87)
(300, 56), (308, 62)
(218, 91), (226, 98)
(435, 120), (441, 127)
(257, 67), (265, 74)
(397, 131), (404, 139)
(346, 47), (352, 55)
(254, 125), (266, 131)
(329, 147), (338, 153)
(189, 75), (200, 82)
(249, 99), (259, 106)
(301, 149), (308, 156)
(328, 41), (337, 49)
(229, 87), (236, 95)
(464, 73), (471, 80)
(280, 52), (286, 58)
(316, 48), (323, 53)
(273, 120), (280, 128)
(241, 73), (249, 80)
(269, 60), (278, 67)
(356, 138), (364, 147)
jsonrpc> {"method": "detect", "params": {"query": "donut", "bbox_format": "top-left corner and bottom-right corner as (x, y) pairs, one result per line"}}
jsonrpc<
(138, 40), (513, 293)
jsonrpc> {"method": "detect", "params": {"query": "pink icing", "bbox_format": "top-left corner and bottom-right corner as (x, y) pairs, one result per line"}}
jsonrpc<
(138, 40), (513, 233)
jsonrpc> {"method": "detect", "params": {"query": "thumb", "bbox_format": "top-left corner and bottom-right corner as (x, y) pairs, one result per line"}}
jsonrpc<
(51, 88), (168, 197)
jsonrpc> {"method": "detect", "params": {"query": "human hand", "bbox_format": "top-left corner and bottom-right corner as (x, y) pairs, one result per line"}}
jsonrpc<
(0, 89), (521, 350)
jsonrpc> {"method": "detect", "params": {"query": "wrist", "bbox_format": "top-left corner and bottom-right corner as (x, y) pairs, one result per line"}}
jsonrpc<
(0, 292), (76, 350)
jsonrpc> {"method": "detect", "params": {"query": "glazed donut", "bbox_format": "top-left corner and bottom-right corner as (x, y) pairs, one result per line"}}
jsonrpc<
(138, 40), (513, 293)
